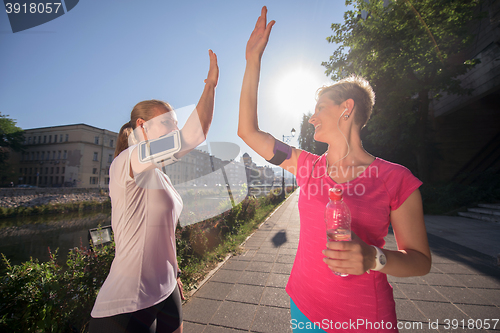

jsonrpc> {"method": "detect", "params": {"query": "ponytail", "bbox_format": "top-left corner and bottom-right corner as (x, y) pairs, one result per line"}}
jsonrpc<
(114, 99), (173, 159)
(114, 122), (133, 159)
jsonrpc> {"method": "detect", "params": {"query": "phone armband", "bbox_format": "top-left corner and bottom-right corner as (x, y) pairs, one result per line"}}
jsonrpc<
(266, 139), (292, 166)
(138, 130), (181, 166)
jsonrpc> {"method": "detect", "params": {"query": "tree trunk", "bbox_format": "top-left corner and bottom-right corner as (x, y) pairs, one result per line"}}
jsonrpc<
(416, 90), (430, 182)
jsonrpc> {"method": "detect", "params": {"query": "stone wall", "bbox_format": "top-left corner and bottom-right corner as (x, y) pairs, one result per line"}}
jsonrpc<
(0, 187), (110, 208)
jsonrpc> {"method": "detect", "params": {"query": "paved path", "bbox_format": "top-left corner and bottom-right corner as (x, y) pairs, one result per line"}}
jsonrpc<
(182, 190), (500, 332)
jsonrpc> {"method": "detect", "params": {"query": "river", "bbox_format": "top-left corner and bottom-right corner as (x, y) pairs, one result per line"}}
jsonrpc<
(0, 208), (111, 266)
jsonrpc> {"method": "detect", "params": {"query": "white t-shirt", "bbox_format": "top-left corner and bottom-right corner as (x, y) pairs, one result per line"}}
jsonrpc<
(91, 145), (183, 318)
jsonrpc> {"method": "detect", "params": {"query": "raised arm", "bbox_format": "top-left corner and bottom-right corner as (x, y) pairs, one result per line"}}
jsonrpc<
(129, 50), (218, 179)
(238, 6), (301, 174)
(176, 49), (219, 158)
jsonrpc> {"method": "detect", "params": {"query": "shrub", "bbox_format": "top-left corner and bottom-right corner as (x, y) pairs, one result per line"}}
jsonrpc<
(0, 239), (115, 333)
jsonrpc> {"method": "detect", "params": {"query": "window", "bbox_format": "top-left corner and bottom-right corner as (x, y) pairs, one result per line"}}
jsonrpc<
(45, 167), (48, 174)
(38, 136), (41, 144)
(28, 137), (32, 144)
(31, 152), (34, 160)
(21, 154), (24, 161)
(29, 168), (32, 175)
(90, 177), (98, 185)
(36, 152), (40, 160)
(53, 151), (56, 160)
(56, 167), (59, 174)
(110, 139), (114, 147)
(24, 168), (27, 175)
(62, 167), (65, 174)
(92, 168), (97, 175)
(33, 137), (37, 144)
(105, 177), (110, 185)
(108, 154), (112, 163)
(41, 152), (45, 160)
(43, 136), (47, 143)
(49, 176), (53, 185)
(49, 135), (52, 143)
(93, 152), (98, 161)
(51, 167), (54, 174)
(44, 176), (47, 185)
(65, 134), (69, 142)
(59, 134), (63, 143)
(34, 168), (37, 175)
(63, 150), (67, 159)
(55, 176), (59, 184)
(57, 151), (61, 159)
(39, 168), (43, 175)
(95, 136), (99, 145)
(61, 176), (64, 184)
(19, 168), (22, 174)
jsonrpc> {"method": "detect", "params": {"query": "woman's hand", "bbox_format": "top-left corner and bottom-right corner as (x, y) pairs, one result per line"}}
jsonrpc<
(204, 49), (219, 87)
(177, 277), (185, 301)
(322, 232), (376, 275)
(245, 6), (275, 62)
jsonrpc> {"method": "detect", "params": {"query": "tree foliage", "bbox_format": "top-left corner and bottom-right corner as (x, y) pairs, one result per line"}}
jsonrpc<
(0, 113), (24, 152)
(298, 112), (328, 155)
(0, 113), (24, 184)
(322, 0), (482, 180)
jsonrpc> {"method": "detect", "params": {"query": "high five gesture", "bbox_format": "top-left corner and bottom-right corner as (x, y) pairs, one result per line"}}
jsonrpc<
(238, 6), (301, 172)
(245, 6), (275, 62)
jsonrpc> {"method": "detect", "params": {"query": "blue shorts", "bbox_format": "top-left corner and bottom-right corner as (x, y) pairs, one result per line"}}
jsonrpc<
(290, 298), (327, 332)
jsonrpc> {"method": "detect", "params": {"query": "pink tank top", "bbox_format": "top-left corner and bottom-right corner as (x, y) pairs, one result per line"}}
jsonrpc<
(286, 151), (422, 332)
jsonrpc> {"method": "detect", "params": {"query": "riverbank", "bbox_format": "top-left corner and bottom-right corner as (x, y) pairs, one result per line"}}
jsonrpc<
(0, 187), (110, 208)
(0, 188), (110, 218)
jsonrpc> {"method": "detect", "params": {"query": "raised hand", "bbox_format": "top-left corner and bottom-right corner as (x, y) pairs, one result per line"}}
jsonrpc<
(204, 49), (219, 87)
(245, 6), (275, 62)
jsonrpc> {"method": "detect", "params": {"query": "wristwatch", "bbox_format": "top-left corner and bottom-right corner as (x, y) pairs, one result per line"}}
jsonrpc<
(371, 245), (387, 271)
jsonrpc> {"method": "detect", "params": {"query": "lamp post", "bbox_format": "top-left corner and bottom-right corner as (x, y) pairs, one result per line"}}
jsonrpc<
(281, 128), (296, 199)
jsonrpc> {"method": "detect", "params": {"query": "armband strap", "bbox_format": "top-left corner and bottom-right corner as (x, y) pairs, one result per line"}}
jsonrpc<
(266, 139), (292, 166)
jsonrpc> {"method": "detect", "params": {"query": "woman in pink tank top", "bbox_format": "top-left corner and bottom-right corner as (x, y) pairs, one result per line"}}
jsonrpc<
(238, 7), (431, 332)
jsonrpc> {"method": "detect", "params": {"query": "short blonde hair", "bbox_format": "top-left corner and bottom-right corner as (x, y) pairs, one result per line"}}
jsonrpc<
(317, 75), (375, 129)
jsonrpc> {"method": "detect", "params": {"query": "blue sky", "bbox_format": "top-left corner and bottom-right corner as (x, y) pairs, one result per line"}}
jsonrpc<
(0, 0), (348, 166)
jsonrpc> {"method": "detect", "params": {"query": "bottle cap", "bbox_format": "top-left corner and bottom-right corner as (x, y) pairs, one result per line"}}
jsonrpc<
(329, 187), (343, 201)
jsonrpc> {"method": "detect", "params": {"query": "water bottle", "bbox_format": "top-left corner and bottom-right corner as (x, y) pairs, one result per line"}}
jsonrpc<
(325, 187), (351, 277)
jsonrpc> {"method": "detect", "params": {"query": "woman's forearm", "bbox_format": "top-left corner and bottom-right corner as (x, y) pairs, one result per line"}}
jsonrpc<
(238, 59), (262, 139)
(196, 82), (216, 138)
(177, 82), (215, 157)
(379, 248), (432, 277)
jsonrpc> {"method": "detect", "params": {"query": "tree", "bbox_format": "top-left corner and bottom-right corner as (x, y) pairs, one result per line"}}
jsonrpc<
(322, 0), (482, 181)
(0, 113), (24, 184)
(298, 112), (328, 155)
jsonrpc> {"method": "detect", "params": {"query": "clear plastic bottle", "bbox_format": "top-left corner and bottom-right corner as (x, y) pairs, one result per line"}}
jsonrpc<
(325, 187), (351, 277)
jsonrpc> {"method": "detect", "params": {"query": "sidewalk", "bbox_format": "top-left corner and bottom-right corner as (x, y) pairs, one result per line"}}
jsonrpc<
(182, 190), (500, 332)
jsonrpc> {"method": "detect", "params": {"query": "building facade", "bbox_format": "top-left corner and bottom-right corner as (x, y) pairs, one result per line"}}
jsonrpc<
(16, 124), (117, 188)
(429, 0), (500, 183)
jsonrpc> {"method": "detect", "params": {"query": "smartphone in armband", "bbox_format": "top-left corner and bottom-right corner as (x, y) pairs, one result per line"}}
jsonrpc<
(138, 130), (181, 166)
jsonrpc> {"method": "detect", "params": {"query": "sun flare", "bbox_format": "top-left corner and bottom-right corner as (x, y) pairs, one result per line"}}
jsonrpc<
(274, 68), (330, 115)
